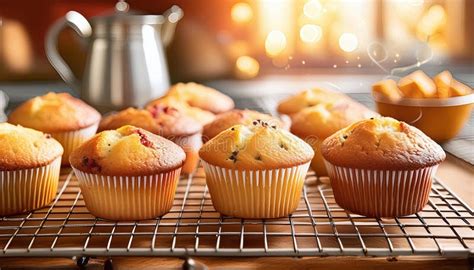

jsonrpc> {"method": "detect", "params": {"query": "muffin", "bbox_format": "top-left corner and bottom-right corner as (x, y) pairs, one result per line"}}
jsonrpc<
(277, 88), (351, 116)
(8, 92), (101, 165)
(202, 109), (289, 142)
(146, 95), (216, 125)
(321, 117), (445, 218)
(199, 121), (314, 218)
(166, 82), (235, 114)
(70, 125), (185, 220)
(99, 106), (202, 174)
(291, 101), (378, 176)
(0, 123), (63, 216)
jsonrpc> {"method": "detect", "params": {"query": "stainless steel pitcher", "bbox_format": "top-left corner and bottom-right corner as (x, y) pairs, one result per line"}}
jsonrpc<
(45, 2), (183, 111)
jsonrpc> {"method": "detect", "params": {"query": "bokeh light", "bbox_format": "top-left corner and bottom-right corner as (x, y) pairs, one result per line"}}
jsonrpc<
(265, 30), (287, 57)
(235, 56), (260, 79)
(303, 0), (322, 19)
(338, 33), (358, 52)
(299, 24), (322, 43)
(416, 4), (446, 38)
(231, 2), (253, 24)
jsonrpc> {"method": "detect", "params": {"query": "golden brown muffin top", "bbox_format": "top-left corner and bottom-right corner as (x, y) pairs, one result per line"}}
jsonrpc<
(8, 92), (101, 133)
(199, 121), (314, 170)
(167, 82), (235, 114)
(0, 123), (63, 170)
(277, 88), (350, 115)
(146, 95), (216, 126)
(99, 107), (201, 138)
(70, 125), (186, 176)
(291, 101), (378, 139)
(321, 117), (445, 170)
(203, 109), (287, 141)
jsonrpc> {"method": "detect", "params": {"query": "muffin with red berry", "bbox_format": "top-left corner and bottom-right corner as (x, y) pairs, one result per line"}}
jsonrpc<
(70, 125), (185, 220)
(146, 95), (216, 125)
(99, 106), (202, 174)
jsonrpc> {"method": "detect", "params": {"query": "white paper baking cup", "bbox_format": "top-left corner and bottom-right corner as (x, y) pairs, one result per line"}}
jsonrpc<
(0, 157), (61, 216)
(52, 123), (98, 165)
(202, 161), (310, 219)
(72, 168), (181, 220)
(172, 133), (202, 174)
(324, 160), (438, 218)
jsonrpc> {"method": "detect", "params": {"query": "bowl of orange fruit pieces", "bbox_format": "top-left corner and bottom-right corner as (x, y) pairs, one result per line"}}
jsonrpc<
(372, 70), (473, 142)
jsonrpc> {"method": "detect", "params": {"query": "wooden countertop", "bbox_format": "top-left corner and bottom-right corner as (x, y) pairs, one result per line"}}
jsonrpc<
(0, 154), (472, 269)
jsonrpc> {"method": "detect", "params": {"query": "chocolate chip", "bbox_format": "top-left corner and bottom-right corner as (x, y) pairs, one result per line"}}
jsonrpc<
(252, 120), (258, 125)
(229, 150), (239, 163)
(45, 134), (52, 139)
(343, 135), (348, 139)
(279, 142), (288, 150)
(231, 127), (235, 131)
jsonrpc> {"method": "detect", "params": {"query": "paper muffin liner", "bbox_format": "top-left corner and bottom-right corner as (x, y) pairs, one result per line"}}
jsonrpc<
(172, 133), (202, 174)
(202, 161), (310, 219)
(72, 168), (181, 220)
(52, 123), (98, 165)
(0, 157), (61, 216)
(324, 160), (438, 218)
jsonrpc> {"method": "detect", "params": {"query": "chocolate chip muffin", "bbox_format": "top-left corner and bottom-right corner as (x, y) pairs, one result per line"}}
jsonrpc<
(202, 109), (288, 142)
(199, 120), (314, 218)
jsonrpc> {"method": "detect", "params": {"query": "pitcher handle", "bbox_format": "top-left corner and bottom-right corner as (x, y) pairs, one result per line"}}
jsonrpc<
(45, 11), (92, 91)
(161, 5), (183, 47)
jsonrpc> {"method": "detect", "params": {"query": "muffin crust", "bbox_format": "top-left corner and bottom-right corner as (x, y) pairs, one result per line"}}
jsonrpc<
(0, 123), (63, 170)
(291, 101), (378, 139)
(199, 121), (314, 170)
(70, 125), (186, 176)
(146, 96), (216, 125)
(8, 92), (101, 132)
(203, 109), (286, 141)
(277, 88), (350, 115)
(321, 117), (445, 170)
(167, 82), (234, 114)
(99, 107), (201, 138)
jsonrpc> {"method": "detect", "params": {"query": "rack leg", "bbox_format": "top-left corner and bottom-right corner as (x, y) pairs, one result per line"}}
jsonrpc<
(76, 256), (90, 269)
(104, 258), (114, 270)
(182, 257), (208, 270)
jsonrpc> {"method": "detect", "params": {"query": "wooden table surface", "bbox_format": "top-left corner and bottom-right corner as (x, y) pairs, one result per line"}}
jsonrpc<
(0, 154), (472, 270)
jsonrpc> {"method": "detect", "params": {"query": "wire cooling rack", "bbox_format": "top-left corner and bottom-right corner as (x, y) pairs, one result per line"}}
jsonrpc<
(0, 167), (473, 258)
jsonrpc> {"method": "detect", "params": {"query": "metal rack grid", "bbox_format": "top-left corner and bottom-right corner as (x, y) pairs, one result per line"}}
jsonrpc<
(1, 167), (473, 258)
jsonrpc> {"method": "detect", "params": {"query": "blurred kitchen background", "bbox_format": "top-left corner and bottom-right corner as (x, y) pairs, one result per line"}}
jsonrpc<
(0, 0), (472, 162)
(0, 0), (472, 83)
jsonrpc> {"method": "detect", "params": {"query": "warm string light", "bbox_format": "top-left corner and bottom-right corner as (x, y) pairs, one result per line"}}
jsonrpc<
(303, 0), (322, 19)
(231, 2), (253, 24)
(299, 24), (322, 43)
(235, 56), (260, 79)
(339, 33), (358, 52)
(265, 30), (287, 57)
